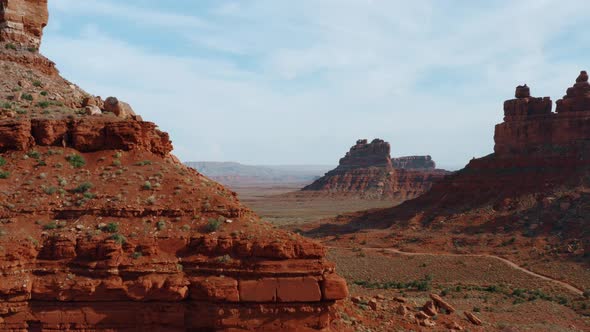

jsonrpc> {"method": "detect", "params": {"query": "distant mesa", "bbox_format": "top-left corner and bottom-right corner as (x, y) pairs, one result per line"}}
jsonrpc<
(185, 161), (331, 186)
(302, 138), (450, 200)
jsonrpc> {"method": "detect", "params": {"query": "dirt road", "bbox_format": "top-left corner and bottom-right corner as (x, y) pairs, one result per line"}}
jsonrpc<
(330, 246), (585, 296)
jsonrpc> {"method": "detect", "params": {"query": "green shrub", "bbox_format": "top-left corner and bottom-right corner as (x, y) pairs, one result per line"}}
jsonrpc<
(83, 192), (96, 199)
(0, 171), (9, 179)
(27, 150), (41, 159)
(58, 177), (67, 186)
(110, 233), (126, 245)
(103, 222), (119, 233)
(112, 159), (122, 167)
(156, 220), (166, 231)
(36, 101), (50, 108)
(73, 182), (93, 193)
(142, 181), (152, 190)
(134, 160), (152, 166)
(43, 221), (59, 230)
(5, 43), (17, 50)
(0, 157), (5, 166)
(132, 251), (142, 259)
(21, 93), (33, 101)
(206, 218), (221, 233)
(32, 80), (43, 87)
(146, 195), (156, 205)
(40, 91), (48, 96)
(43, 186), (57, 195)
(66, 154), (86, 168)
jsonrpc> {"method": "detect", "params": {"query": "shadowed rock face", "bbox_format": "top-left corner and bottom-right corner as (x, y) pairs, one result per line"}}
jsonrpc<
(0, 0), (48, 48)
(0, 1), (348, 330)
(303, 139), (449, 200)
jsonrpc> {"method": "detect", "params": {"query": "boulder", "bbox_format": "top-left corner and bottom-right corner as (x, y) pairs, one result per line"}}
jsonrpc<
(103, 97), (136, 119)
(464, 311), (482, 325)
(430, 293), (455, 313)
(85, 105), (101, 116)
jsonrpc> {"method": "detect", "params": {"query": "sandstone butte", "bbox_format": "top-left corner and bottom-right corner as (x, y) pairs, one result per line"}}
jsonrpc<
(342, 72), (590, 252)
(302, 138), (449, 200)
(0, 1), (348, 331)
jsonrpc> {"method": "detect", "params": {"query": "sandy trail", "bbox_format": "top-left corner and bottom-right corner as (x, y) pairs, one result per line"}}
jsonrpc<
(329, 246), (584, 296)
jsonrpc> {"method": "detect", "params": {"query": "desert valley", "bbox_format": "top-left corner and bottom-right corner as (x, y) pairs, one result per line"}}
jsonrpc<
(1, 1), (590, 331)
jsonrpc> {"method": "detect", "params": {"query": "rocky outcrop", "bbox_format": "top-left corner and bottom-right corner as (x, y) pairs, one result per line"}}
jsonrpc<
(0, 117), (172, 156)
(0, 0), (48, 49)
(302, 139), (449, 200)
(392, 156), (436, 170)
(0, 1), (348, 330)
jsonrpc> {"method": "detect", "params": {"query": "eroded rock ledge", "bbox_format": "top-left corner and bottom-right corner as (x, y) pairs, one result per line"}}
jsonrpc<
(0, 117), (172, 156)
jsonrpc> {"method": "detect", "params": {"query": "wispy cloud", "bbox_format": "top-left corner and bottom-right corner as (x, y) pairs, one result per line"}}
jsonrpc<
(43, 0), (590, 168)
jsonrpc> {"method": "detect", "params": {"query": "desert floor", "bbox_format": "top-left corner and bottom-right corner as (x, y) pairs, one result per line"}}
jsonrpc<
(231, 182), (590, 331)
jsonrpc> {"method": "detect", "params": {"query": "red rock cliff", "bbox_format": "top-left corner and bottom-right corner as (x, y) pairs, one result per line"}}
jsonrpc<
(0, 1), (348, 330)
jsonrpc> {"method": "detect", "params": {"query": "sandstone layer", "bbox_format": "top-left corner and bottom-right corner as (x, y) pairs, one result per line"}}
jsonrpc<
(302, 139), (449, 200)
(0, 1), (348, 331)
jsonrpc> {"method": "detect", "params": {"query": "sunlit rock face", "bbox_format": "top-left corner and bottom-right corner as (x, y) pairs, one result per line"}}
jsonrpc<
(0, 0), (48, 49)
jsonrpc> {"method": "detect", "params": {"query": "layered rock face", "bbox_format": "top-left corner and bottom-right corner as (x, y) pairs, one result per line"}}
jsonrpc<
(0, 0), (48, 49)
(302, 139), (448, 200)
(0, 1), (347, 330)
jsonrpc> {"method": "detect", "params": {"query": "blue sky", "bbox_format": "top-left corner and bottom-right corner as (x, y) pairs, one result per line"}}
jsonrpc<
(42, 0), (589, 169)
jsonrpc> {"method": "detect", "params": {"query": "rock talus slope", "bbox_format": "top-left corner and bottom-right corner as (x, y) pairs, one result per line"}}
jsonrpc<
(302, 139), (449, 200)
(0, 1), (348, 331)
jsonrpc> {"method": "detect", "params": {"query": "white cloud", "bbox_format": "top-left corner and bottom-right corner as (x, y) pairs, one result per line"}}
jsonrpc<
(42, 0), (590, 167)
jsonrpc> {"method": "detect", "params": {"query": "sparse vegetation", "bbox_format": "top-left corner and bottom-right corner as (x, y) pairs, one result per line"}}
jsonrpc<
(21, 93), (33, 101)
(27, 150), (41, 159)
(132, 251), (142, 259)
(135, 160), (152, 166)
(103, 222), (119, 233)
(0, 157), (6, 167)
(146, 195), (156, 205)
(43, 186), (58, 195)
(5, 43), (17, 50)
(110, 233), (126, 245)
(353, 275), (433, 291)
(66, 154), (86, 168)
(0, 171), (9, 179)
(73, 182), (93, 193)
(156, 220), (166, 231)
(43, 221), (59, 231)
(206, 218), (221, 233)
(142, 181), (152, 190)
(37, 101), (50, 108)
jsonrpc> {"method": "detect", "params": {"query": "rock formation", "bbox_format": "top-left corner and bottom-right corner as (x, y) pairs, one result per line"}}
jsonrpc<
(302, 139), (449, 200)
(0, 1), (347, 330)
(392, 155), (436, 170)
(0, 0), (48, 49)
(340, 72), (590, 247)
